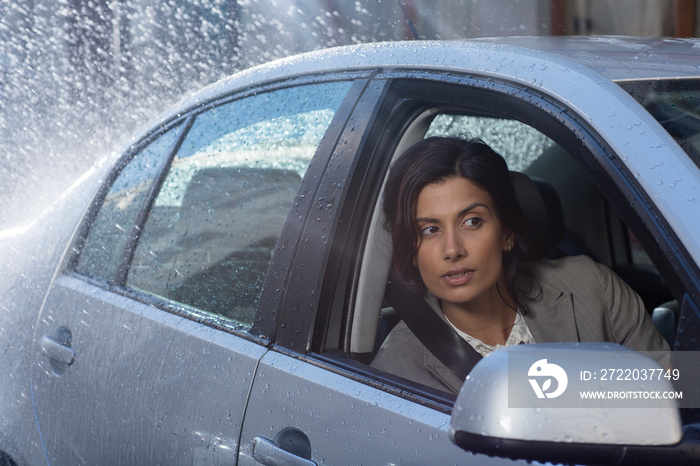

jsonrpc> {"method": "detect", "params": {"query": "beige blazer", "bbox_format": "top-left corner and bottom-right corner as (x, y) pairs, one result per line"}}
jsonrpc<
(371, 255), (671, 395)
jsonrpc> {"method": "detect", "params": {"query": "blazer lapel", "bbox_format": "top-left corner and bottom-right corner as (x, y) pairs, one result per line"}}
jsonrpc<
(522, 279), (579, 342)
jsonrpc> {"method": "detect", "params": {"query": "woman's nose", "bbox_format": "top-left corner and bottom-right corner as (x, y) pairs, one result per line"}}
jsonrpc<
(443, 229), (466, 261)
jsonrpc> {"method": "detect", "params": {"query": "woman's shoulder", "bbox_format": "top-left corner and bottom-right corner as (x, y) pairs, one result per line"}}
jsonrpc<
(518, 255), (610, 291)
(521, 254), (598, 275)
(372, 321), (423, 360)
(371, 322), (434, 381)
(371, 320), (464, 394)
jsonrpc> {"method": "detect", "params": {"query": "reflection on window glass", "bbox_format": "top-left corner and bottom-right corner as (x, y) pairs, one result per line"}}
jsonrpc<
(426, 115), (556, 171)
(127, 81), (352, 328)
(76, 124), (183, 281)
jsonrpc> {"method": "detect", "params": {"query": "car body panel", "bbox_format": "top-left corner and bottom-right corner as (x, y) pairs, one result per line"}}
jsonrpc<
(238, 350), (525, 465)
(32, 274), (267, 465)
(0, 158), (111, 465)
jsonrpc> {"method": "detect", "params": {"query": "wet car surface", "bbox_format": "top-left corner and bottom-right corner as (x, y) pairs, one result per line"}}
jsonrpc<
(2, 36), (700, 464)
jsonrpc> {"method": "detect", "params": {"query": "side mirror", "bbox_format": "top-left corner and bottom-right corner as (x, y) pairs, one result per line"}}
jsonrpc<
(449, 343), (688, 465)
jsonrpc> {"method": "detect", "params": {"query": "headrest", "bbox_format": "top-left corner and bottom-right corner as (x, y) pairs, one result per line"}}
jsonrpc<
(510, 172), (564, 260)
(182, 166), (301, 208)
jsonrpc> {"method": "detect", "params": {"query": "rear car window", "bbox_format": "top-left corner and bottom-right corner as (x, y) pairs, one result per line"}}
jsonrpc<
(78, 81), (353, 328)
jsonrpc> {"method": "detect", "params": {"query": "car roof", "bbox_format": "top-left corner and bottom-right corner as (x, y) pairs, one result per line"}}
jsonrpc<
(169, 36), (700, 122)
(467, 36), (700, 81)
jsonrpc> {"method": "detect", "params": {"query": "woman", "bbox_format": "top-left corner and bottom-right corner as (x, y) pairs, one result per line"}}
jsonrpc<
(371, 136), (670, 394)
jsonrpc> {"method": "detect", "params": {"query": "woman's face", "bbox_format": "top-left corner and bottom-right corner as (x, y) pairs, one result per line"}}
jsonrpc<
(414, 176), (511, 311)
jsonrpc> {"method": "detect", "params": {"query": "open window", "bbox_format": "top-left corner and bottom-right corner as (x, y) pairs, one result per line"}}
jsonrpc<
(325, 75), (686, 401)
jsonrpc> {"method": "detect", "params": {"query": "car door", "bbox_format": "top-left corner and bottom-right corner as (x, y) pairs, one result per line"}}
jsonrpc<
(31, 78), (357, 465)
(238, 78), (523, 465)
(239, 70), (700, 464)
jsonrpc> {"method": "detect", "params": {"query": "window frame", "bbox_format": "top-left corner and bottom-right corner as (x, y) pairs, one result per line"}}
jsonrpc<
(298, 69), (700, 409)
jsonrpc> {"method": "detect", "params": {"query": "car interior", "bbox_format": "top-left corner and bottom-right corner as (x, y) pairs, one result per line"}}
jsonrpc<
(128, 166), (302, 326)
(347, 109), (677, 388)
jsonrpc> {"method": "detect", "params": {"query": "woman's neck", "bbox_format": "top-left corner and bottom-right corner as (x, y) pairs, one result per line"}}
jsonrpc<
(441, 283), (517, 346)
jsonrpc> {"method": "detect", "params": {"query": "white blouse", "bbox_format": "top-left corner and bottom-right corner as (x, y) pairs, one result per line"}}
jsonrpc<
(444, 312), (536, 357)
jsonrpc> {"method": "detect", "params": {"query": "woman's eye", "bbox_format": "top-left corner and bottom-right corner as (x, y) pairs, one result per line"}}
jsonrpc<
(464, 217), (483, 227)
(420, 225), (439, 236)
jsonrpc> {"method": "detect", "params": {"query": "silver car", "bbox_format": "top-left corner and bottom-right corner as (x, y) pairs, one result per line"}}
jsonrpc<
(2, 36), (700, 465)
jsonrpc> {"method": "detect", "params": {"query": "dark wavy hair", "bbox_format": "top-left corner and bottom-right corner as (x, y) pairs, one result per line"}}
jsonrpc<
(383, 136), (533, 314)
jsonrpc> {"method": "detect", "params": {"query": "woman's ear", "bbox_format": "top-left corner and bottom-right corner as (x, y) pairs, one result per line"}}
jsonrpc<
(502, 230), (514, 252)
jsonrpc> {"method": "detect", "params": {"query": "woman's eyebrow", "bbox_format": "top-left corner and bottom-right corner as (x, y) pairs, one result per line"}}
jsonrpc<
(458, 202), (490, 217)
(415, 202), (490, 224)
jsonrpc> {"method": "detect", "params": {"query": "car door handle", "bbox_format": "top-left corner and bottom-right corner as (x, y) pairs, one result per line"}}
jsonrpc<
(40, 335), (75, 365)
(40, 327), (74, 375)
(251, 427), (316, 466)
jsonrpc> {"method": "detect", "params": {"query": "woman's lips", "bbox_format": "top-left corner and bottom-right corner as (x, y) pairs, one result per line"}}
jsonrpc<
(442, 268), (474, 286)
